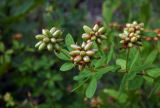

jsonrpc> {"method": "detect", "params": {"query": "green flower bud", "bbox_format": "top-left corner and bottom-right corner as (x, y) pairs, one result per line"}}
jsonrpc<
(35, 41), (42, 48)
(120, 40), (124, 43)
(56, 39), (63, 42)
(69, 50), (80, 55)
(131, 37), (137, 42)
(78, 65), (83, 70)
(128, 43), (133, 47)
(97, 38), (102, 43)
(93, 24), (99, 31)
(35, 34), (45, 40)
(84, 42), (92, 50)
(91, 36), (96, 40)
(51, 38), (56, 43)
(47, 43), (53, 51)
(54, 43), (60, 50)
(74, 55), (82, 62)
(86, 50), (95, 56)
(81, 42), (86, 48)
(98, 27), (105, 34)
(43, 37), (50, 43)
(100, 35), (107, 39)
(71, 44), (81, 50)
(80, 51), (86, 56)
(38, 42), (46, 50)
(42, 29), (52, 37)
(53, 30), (61, 37)
(50, 27), (57, 34)
(82, 33), (90, 40)
(83, 25), (93, 34)
(83, 56), (90, 62)
(133, 21), (137, 25)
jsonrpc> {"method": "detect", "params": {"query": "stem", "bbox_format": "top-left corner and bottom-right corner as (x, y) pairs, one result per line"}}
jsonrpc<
(126, 48), (130, 73)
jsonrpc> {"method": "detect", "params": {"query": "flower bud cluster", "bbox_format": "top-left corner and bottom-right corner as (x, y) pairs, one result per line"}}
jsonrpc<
(35, 27), (63, 51)
(69, 42), (96, 70)
(82, 24), (107, 43)
(119, 21), (144, 48)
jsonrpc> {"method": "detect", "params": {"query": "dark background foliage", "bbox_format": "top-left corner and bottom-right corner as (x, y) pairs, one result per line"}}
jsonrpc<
(0, 0), (160, 108)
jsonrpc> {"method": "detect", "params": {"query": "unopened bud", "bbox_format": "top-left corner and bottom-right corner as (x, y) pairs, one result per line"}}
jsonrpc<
(84, 42), (92, 50)
(100, 35), (107, 39)
(81, 42), (86, 48)
(83, 56), (90, 62)
(83, 25), (93, 33)
(69, 50), (80, 55)
(43, 37), (50, 43)
(50, 27), (57, 34)
(74, 55), (82, 62)
(51, 38), (56, 43)
(54, 44), (60, 50)
(47, 43), (53, 51)
(35, 41), (42, 48)
(91, 36), (96, 40)
(38, 42), (46, 50)
(35, 35), (44, 40)
(97, 38), (102, 43)
(131, 37), (137, 42)
(53, 30), (61, 37)
(78, 65), (83, 71)
(128, 43), (133, 47)
(133, 21), (137, 25)
(126, 23), (131, 27)
(86, 50), (95, 56)
(120, 40), (124, 43)
(80, 51), (86, 56)
(98, 27), (105, 34)
(93, 24), (99, 31)
(56, 39), (63, 42)
(128, 28), (134, 32)
(42, 29), (52, 37)
(71, 44), (81, 50)
(82, 33), (90, 40)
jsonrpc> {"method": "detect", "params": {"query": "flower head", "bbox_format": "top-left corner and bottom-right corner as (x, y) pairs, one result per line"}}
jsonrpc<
(69, 42), (96, 70)
(119, 21), (144, 48)
(82, 24), (107, 43)
(35, 27), (63, 51)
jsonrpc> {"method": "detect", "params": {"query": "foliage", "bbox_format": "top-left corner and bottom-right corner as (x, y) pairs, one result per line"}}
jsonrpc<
(1, 0), (160, 108)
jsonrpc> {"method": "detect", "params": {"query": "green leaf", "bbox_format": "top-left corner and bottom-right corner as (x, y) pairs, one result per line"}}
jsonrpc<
(0, 42), (5, 52)
(94, 55), (107, 68)
(128, 76), (143, 90)
(126, 51), (140, 80)
(65, 33), (75, 51)
(144, 50), (157, 66)
(107, 43), (114, 64)
(119, 74), (127, 94)
(142, 31), (157, 37)
(140, 0), (151, 23)
(147, 68), (160, 78)
(54, 50), (70, 61)
(73, 69), (92, 81)
(102, 0), (120, 27)
(104, 89), (127, 103)
(143, 75), (154, 84)
(129, 51), (139, 72)
(86, 76), (97, 98)
(60, 63), (74, 71)
(95, 66), (118, 80)
(116, 59), (126, 70)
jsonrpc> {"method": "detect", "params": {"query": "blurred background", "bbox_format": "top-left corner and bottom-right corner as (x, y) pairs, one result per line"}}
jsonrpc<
(0, 0), (160, 108)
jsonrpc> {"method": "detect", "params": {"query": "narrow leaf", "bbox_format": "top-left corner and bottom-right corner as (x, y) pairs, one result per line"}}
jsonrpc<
(60, 63), (74, 71)
(86, 77), (97, 98)
(65, 33), (75, 51)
